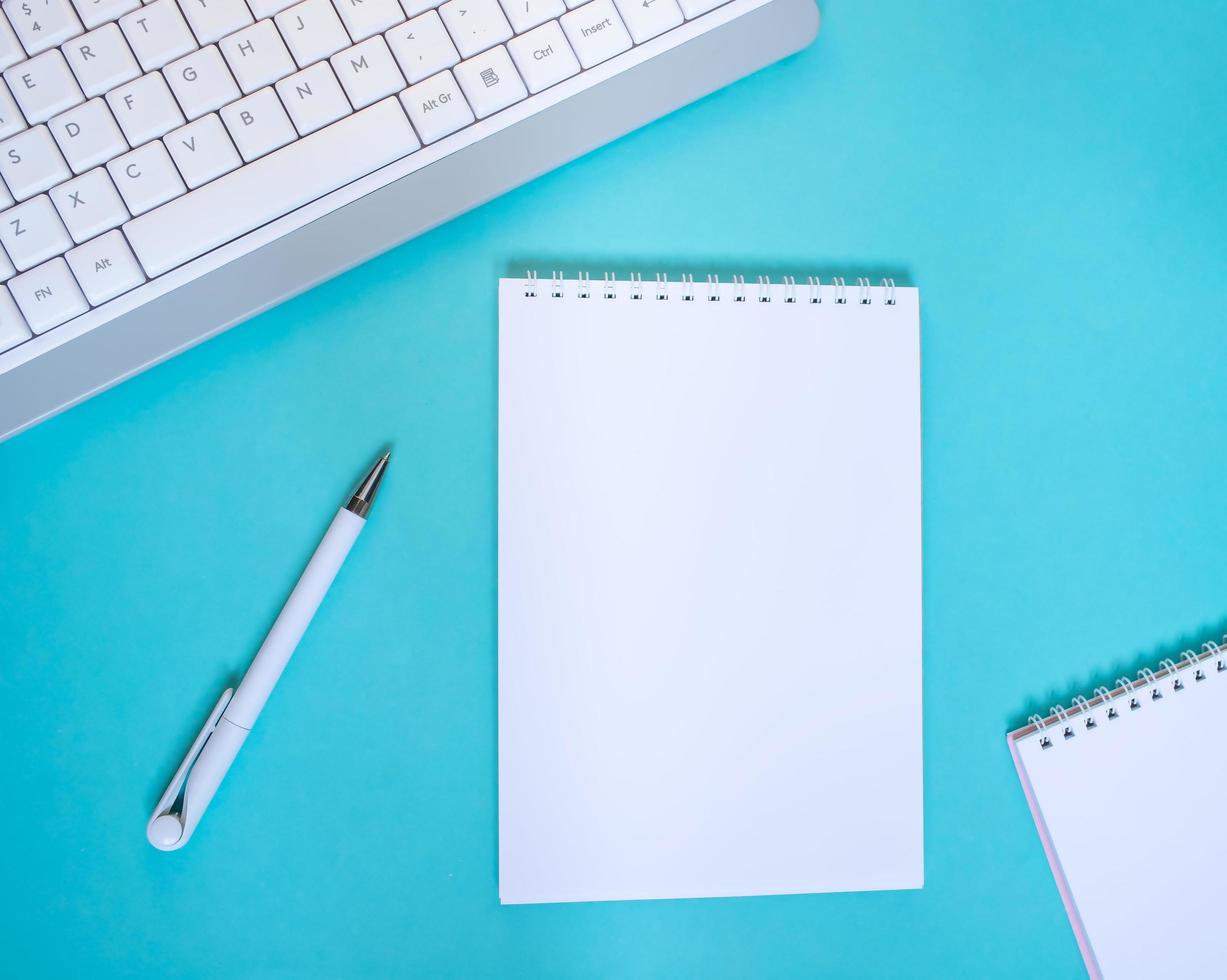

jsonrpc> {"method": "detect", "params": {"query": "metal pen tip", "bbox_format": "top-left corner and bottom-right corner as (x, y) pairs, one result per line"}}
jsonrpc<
(345, 450), (390, 519)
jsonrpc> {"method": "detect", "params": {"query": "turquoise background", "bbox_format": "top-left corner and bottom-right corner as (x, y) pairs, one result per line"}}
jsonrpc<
(2, 1), (1226, 975)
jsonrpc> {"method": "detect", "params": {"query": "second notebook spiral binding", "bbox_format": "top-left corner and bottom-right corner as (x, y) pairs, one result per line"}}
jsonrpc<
(523, 271), (898, 306)
(1028, 638), (1227, 750)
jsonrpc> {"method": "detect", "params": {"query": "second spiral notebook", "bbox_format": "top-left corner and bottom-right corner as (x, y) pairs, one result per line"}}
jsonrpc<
(498, 272), (923, 904)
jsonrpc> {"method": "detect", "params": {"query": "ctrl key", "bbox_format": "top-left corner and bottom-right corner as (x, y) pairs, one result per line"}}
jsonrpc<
(400, 71), (475, 144)
(9, 257), (90, 334)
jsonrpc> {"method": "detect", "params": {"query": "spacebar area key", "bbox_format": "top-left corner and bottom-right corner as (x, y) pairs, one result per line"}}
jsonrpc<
(125, 98), (422, 279)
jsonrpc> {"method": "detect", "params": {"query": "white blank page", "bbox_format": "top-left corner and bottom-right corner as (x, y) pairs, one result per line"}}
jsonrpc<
(1013, 659), (1227, 978)
(498, 276), (923, 904)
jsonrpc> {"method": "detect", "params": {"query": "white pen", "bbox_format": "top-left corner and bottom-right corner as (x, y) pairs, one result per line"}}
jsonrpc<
(147, 451), (390, 850)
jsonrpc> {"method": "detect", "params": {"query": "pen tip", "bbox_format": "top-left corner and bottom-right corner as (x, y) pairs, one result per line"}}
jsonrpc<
(345, 450), (390, 518)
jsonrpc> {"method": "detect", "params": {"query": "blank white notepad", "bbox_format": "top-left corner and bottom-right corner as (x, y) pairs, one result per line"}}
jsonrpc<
(498, 272), (923, 905)
(1010, 641), (1227, 979)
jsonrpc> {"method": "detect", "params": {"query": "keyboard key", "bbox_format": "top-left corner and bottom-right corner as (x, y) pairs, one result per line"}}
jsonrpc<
(398, 68), (469, 143)
(107, 138), (184, 213)
(675, 0), (723, 16)
(453, 43), (521, 118)
(333, 0), (403, 42)
(246, 0), (295, 17)
(385, 10), (458, 85)
(65, 228), (143, 303)
(177, 0), (252, 44)
(72, 0), (141, 29)
(498, 0), (562, 34)
(507, 19), (576, 93)
(0, 194), (73, 269)
(219, 19), (293, 94)
(276, 61), (349, 135)
(164, 44), (239, 118)
(399, 0), (442, 16)
(63, 23), (142, 97)
(125, 97), (419, 276)
(4, 49), (86, 123)
(0, 9), (26, 70)
(0, 76), (27, 138)
(107, 70), (183, 143)
(49, 165), (129, 240)
(0, 241), (12, 275)
(0, 125), (71, 199)
(275, 0), (350, 68)
(0, 283), (31, 351)
(48, 97), (127, 172)
(331, 35), (403, 109)
(164, 110), (238, 186)
(3, 0), (84, 55)
(437, 0), (509, 58)
(219, 84), (293, 159)
(611, 0), (679, 42)
(559, 0), (628, 68)
(9, 255), (88, 330)
(119, 0), (196, 71)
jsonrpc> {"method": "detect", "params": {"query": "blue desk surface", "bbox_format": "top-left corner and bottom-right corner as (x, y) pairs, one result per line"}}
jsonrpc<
(3, 2), (1226, 976)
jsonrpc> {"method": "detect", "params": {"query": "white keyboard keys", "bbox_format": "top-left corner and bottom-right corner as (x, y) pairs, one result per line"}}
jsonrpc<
(65, 228), (144, 303)
(219, 84), (293, 159)
(0, 9), (26, 70)
(165, 110), (238, 186)
(0, 125), (71, 198)
(5, 49), (85, 123)
(438, 0), (510, 58)
(219, 19), (293, 93)
(63, 23), (141, 97)
(333, 0), (402, 42)
(9, 256), (88, 331)
(499, 0), (562, 34)
(48, 97), (127, 172)
(1, 194), (73, 269)
(398, 68), (469, 142)
(275, 0), (350, 68)
(72, 0), (141, 30)
(506, 19), (575, 93)
(107, 70), (183, 142)
(49, 165), (129, 240)
(246, 0), (293, 17)
(4, 0), (84, 56)
(385, 11), (457, 85)
(125, 97), (419, 277)
(331, 35), (402, 109)
(612, 0), (679, 42)
(107, 138), (184, 213)
(0, 76), (26, 138)
(119, 0), (196, 71)
(0, 242), (13, 275)
(0, 284), (31, 351)
(276, 60), (349, 134)
(674, 0), (723, 16)
(560, 0), (628, 68)
(453, 43), (521, 117)
(177, 0), (252, 44)
(164, 44), (239, 118)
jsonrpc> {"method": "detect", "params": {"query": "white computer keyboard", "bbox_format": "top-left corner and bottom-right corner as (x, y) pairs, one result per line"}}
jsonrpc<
(0, 0), (727, 352)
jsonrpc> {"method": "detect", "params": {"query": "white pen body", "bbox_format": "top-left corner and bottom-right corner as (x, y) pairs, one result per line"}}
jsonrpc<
(156, 507), (365, 848)
(226, 507), (365, 728)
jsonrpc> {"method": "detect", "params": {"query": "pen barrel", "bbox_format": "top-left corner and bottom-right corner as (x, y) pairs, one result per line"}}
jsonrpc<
(225, 507), (365, 729)
(179, 716), (249, 839)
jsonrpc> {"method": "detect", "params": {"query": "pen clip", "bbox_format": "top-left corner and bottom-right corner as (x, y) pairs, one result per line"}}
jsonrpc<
(146, 687), (233, 851)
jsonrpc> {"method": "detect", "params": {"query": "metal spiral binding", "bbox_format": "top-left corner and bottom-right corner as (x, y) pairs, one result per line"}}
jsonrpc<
(1024, 634), (1227, 750)
(521, 271), (904, 305)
